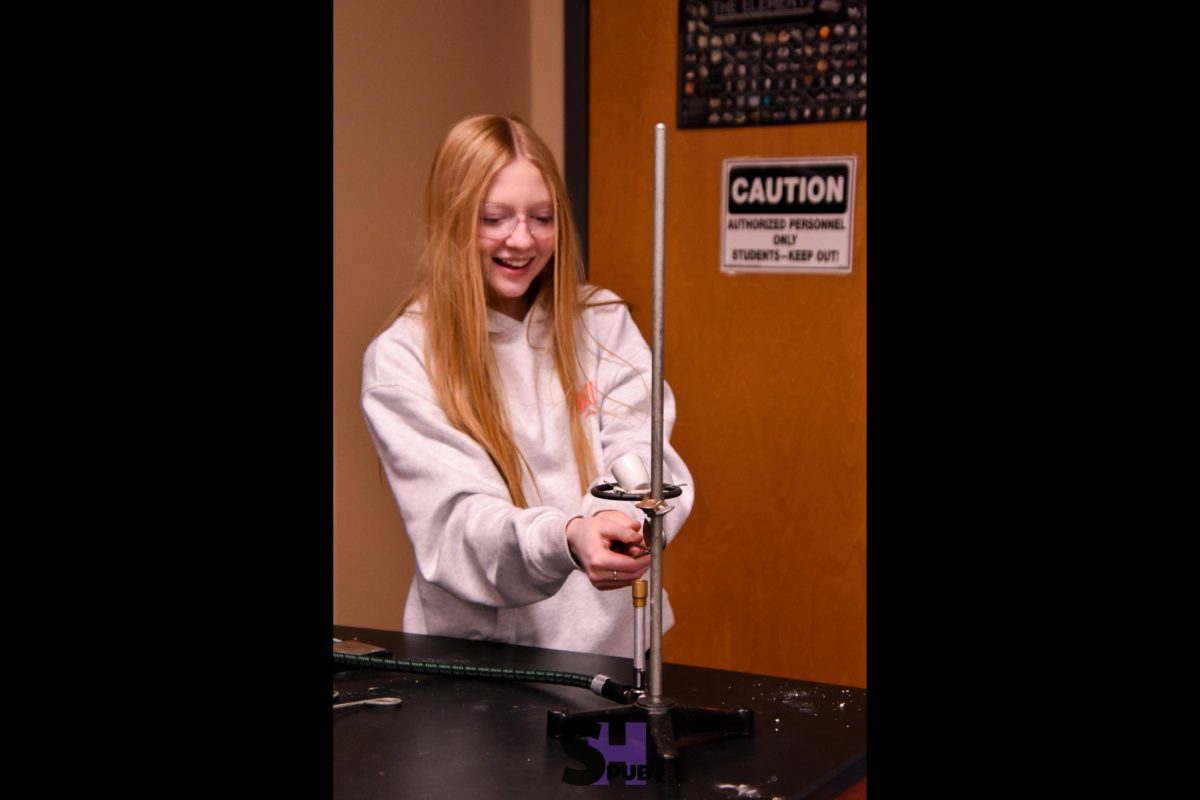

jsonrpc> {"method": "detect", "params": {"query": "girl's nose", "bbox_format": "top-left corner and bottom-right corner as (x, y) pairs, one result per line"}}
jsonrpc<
(506, 218), (535, 246)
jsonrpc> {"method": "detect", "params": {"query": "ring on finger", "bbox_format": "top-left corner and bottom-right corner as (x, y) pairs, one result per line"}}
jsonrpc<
(611, 570), (619, 581)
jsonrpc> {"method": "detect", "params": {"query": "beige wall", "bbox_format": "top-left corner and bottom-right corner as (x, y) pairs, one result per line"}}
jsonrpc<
(334, 0), (562, 630)
(529, 0), (565, 171)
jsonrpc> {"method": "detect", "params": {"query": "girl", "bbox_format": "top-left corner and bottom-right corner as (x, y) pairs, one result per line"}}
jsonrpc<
(361, 114), (693, 657)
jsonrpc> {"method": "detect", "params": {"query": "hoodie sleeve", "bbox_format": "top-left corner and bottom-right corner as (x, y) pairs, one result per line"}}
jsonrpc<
(361, 328), (580, 609)
(576, 298), (694, 546)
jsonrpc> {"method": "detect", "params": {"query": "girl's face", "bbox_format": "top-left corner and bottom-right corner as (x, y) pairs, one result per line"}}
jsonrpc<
(477, 157), (556, 320)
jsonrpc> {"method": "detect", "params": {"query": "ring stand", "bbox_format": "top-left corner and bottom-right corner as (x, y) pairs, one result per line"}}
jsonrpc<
(545, 123), (753, 785)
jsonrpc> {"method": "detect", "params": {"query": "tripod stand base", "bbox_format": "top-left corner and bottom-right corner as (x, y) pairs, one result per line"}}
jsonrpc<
(547, 695), (753, 785)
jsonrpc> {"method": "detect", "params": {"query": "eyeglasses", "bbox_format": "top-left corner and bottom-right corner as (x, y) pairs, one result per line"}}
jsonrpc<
(478, 212), (556, 240)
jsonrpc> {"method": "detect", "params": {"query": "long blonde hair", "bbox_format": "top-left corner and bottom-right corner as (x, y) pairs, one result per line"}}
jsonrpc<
(384, 114), (597, 507)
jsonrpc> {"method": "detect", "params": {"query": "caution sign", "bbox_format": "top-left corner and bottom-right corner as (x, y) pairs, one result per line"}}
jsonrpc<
(721, 156), (857, 274)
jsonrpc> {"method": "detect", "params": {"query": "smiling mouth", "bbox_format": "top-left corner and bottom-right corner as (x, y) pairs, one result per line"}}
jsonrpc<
(494, 257), (532, 269)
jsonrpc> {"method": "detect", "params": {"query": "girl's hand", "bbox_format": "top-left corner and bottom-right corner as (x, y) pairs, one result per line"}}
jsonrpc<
(566, 511), (650, 590)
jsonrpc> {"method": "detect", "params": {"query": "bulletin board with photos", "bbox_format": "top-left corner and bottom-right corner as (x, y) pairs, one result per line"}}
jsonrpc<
(678, 0), (868, 130)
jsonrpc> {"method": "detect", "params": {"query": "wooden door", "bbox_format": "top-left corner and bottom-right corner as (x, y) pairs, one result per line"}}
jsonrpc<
(588, 2), (866, 687)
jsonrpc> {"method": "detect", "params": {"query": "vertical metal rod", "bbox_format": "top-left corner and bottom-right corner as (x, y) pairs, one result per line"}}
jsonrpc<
(648, 122), (667, 701)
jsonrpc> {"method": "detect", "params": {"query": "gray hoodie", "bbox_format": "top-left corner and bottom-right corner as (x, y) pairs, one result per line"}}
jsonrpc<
(361, 287), (693, 657)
